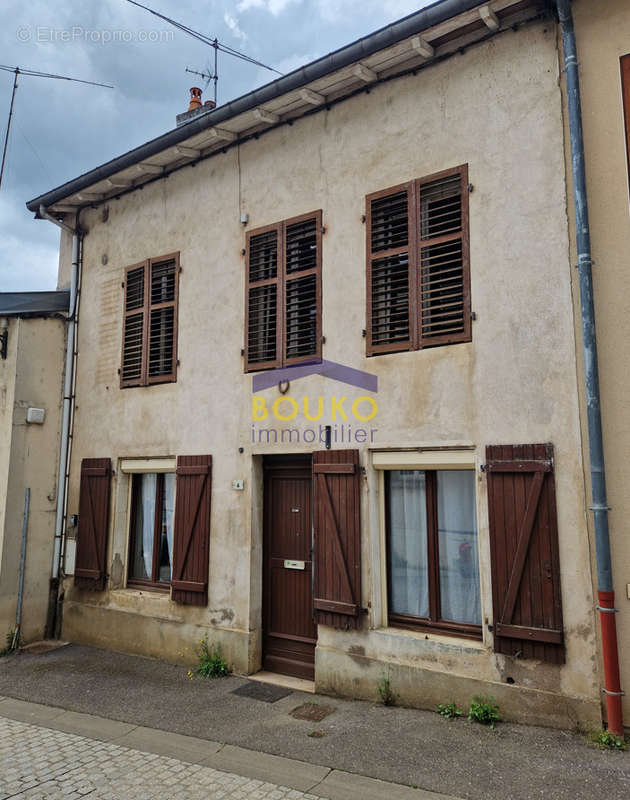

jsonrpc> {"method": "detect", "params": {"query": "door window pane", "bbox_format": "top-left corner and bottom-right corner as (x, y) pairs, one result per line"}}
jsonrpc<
(437, 471), (481, 625)
(128, 472), (175, 586)
(387, 470), (429, 618)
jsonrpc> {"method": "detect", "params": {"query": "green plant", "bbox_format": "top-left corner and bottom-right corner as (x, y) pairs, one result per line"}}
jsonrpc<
(588, 730), (627, 751)
(468, 695), (501, 729)
(376, 671), (397, 706)
(437, 701), (463, 719)
(0, 629), (20, 657)
(195, 635), (230, 679)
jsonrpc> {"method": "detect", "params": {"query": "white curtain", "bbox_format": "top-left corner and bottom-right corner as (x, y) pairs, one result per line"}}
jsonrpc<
(437, 471), (481, 625)
(388, 470), (429, 618)
(161, 473), (176, 581)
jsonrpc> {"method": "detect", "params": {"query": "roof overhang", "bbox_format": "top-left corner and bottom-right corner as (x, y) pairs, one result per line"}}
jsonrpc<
(26, 0), (550, 217)
(0, 290), (71, 316)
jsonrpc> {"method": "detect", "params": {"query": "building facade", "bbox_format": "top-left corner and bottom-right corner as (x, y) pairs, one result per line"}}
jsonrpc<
(25, 0), (612, 730)
(0, 297), (68, 644)
(563, 0), (630, 724)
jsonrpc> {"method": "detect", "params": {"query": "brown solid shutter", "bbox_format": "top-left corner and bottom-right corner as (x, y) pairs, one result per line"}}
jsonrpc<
(147, 253), (179, 384)
(486, 444), (565, 663)
(172, 455), (212, 605)
(366, 183), (415, 355)
(313, 449), (362, 629)
(75, 458), (111, 590)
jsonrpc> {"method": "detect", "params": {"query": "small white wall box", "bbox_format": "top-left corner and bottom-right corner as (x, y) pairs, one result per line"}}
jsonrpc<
(26, 407), (45, 424)
(64, 538), (76, 576)
(232, 479), (244, 490)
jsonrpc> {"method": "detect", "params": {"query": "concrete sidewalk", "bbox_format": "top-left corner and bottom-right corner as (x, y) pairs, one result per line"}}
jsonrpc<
(0, 644), (628, 800)
(0, 705), (442, 799)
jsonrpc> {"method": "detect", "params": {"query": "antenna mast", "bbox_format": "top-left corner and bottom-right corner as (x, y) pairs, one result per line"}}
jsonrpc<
(125, 0), (282, 105)
(0, 64), (114, 193)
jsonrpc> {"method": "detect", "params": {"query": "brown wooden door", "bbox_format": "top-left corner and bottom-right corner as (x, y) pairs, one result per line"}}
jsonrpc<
(263, 456), (316, 679)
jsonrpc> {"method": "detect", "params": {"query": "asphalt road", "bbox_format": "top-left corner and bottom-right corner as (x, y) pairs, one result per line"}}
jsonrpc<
(0, 644), (628, 800)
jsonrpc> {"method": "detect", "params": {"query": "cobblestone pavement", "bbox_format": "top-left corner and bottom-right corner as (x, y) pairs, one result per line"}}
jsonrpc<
(0, 717), (326, 800)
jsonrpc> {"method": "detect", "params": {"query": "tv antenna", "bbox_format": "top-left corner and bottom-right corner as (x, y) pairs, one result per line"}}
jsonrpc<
(0, 64), (114, 193)
(125, 0), (283, 105)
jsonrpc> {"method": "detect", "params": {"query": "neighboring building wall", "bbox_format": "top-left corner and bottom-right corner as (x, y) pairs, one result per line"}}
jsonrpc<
(0, 317), (65, 642)
(59, 20), (600, 728)
(565, 0), (630, 722)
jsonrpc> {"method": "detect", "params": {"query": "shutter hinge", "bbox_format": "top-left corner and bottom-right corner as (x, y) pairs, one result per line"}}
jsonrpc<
(471, 311), (477, 321)
(121, 281), (124, 289)
(241, 248), (246, 256)
(321, 335), (326, 344)
(480, 463), (487, 472)
(179, 266), (183, 273)
(117, 368), (121, 375)
(321, 226), (326, 235)
(467, 183), (474, 193)
(361, 214), (366, 224)
(240, 348), (245, 356)
(362, 329), (366, 338)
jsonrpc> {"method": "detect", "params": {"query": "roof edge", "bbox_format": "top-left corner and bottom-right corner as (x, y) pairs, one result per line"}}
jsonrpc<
(26, 0), (494, 213)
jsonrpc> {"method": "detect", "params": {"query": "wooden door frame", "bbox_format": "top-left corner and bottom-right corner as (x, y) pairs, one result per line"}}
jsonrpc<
(262, 454), (316, 676)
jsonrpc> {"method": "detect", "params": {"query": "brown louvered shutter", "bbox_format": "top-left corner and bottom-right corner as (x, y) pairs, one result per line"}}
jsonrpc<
(312, 449), (362, 630)
(147, 254), (179, 383)
(366, 183), (414, 355)
(284, 211), (322, 364)
(246, 225), (281, 370)
(75, 458), (111, 590)
(172, 455), (212, 605)
(486, 444), (565, 663)
(121, 261), (148, 387)
(417, 166), (470, 347)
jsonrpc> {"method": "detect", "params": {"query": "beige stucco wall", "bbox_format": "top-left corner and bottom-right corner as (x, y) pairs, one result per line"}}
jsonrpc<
(0, 317), (65, 643)
(564, 0), (630, 723)
(58, 20), (600, 728)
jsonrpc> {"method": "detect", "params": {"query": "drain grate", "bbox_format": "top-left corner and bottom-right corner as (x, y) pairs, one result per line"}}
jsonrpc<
(231, 681), (293, 703)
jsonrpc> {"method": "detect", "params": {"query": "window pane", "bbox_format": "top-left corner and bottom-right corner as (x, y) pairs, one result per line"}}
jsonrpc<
(437, 471), (480, 625)
(388, 470), (429, 618)
(158, 473), (175, 582)
(130, 474), (157, 580)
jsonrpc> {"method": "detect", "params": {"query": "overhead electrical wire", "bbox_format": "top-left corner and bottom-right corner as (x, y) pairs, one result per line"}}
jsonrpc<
(124, 0), (284, 103)
(0, 66), (114, 193)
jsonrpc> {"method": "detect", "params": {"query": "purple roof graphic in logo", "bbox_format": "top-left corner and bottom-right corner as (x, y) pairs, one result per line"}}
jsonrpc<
(252, 359), (377, 393)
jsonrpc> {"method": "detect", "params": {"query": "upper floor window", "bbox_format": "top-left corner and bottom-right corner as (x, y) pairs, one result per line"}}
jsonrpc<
(245, 211), (322, 372)
(365, 165), (471, 356)
(121, 253), (179, 387)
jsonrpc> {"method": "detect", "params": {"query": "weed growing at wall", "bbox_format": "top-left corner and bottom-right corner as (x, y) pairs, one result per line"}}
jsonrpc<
(376, 670), (397, 706)
(195, 635), (230, 678)
(468, 696), (501, 729)
(437, 701), (464, 719)
(0, 629), (20, 657)
(587, 730), (627, 751)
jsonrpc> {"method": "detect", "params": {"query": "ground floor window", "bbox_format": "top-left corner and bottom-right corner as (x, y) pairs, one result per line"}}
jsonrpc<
(386, 469), (481, 638)
(128, 472), (175, 589)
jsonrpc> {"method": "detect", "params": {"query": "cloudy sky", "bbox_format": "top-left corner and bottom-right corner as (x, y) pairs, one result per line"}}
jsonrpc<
(0, 0), (432, 292)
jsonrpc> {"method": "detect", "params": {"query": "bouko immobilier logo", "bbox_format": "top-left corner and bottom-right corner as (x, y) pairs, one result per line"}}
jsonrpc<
(251, 359), (378, 446)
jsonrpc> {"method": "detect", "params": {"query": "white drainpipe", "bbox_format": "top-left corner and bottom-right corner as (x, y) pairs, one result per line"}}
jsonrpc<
(39, 206), (81, 594)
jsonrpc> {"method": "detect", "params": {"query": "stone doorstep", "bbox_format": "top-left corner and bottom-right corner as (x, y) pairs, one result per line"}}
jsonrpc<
(0, 697), (459, 800)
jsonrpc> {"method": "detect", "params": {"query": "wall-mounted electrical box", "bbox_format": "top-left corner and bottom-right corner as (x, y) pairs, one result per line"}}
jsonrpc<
(26, 407), (45, 424)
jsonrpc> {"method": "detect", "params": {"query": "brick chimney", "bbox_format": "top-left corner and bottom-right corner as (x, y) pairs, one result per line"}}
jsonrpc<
(176, 87), (217, 127)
